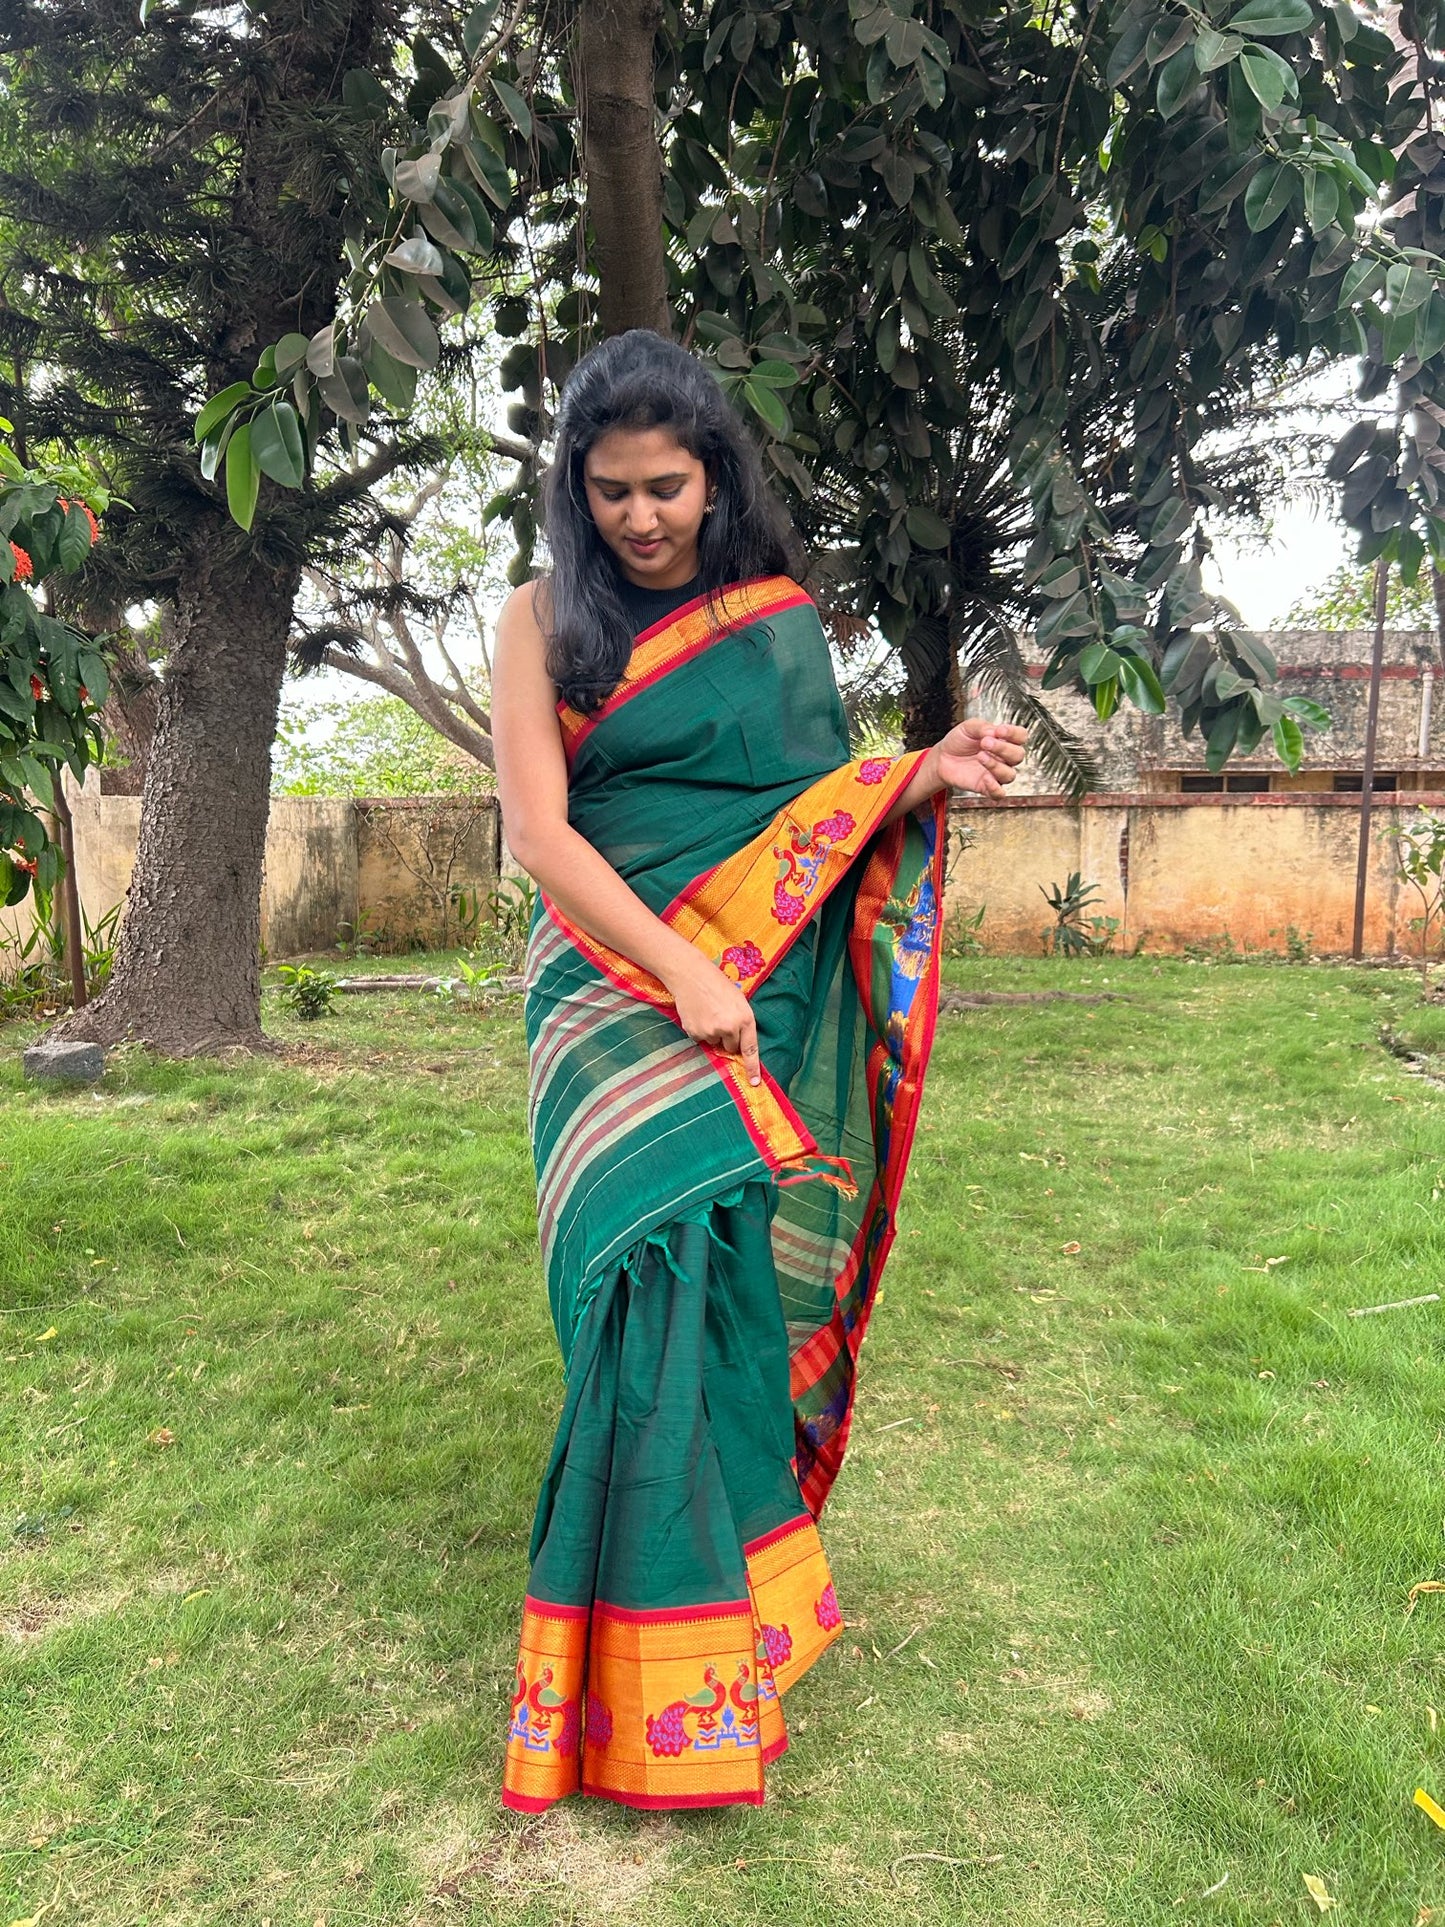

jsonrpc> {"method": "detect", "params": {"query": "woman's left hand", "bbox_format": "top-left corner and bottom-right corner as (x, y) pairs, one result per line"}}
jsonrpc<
(933, 717), (1029, 800)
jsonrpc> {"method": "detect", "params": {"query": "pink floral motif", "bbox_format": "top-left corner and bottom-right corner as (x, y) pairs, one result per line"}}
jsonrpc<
(645, 1702), (691, 1757)
(773, 880), (807, 926)
(761, 1623), (793, 1668)
(585, 1695), (614, 1750)
(721, 940), (765, 981)
(553, 1697), (581, 1758)
(858, 757), (892, 785)
(814, 1583), (842, 1631)
(812, 809), (856, 842)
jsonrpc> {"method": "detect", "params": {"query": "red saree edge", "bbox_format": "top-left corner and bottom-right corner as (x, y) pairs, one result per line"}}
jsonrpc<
(796, 790), (949, 1515)
(743, 1512), (814, 1558)
(594, 1596), (751, 1627)
(581, 1785), (767, 1812)
(500, 1789), (553, 1814)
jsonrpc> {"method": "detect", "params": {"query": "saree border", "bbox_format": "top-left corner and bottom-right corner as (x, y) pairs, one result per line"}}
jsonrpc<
(556, 574), (810, 768)
(501, 1518), (842, 1815)
(789, 795), (948, 1516)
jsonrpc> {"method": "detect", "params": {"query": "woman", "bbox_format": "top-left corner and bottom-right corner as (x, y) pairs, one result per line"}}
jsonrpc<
(493, 330), (1026, 1813)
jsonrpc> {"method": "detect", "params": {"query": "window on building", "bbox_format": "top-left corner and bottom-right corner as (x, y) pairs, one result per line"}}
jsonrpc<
(1176, 774), (1271, 792)
(1332, 772), (1398, 791)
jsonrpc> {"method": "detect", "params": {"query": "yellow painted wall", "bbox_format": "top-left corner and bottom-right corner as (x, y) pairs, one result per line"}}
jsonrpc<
(948, 794), (1425, 955)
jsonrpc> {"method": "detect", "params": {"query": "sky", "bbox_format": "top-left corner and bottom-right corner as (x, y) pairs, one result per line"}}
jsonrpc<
(1207, 497), (1347, 630)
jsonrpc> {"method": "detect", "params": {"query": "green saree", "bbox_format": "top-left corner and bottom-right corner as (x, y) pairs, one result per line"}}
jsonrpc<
(502, 575), (946, 1812)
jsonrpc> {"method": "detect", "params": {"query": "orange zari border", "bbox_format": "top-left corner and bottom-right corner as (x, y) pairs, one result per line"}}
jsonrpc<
(502, 1515), (840, 1812)
(541, 746), (928, 1173)
(556, 575), (812, 767)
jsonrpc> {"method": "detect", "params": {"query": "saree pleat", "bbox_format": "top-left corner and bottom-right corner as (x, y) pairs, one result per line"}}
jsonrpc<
(502, 576), (944, 1813)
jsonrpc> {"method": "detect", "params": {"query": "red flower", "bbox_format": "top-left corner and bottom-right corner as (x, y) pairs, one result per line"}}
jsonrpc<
(9, 853), (37, 876)
(29, 673), (45, 701)
(10, 543), (32, 582)
(79, 685), (89, 703)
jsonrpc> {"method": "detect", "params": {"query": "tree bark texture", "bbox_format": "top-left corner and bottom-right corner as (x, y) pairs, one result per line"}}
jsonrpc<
(575, 0), (671, 336)
(56, 534), (299, 1052)
(33, 0), (394, 1053)
(900, 614), (964, 750)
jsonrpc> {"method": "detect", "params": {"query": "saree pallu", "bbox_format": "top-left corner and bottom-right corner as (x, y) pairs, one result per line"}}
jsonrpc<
(502, 575), (946, 1812)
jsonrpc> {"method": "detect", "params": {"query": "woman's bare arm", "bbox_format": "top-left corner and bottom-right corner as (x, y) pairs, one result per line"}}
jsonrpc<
(883, 718), (1030, 823)
(492, 583), (765, 1084)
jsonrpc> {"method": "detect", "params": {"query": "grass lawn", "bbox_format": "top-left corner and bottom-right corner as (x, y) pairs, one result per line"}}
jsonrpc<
(3, 954), (1445, 1925)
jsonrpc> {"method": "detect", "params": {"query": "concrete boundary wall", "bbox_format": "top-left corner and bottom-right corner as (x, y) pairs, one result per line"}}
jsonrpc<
(946, 791), (1445, 956)
(5, 779), (1439, 962)
(1, 776), (501, 960)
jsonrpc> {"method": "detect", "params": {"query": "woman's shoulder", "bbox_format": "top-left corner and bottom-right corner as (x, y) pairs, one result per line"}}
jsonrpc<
(496, 576), (553, 645)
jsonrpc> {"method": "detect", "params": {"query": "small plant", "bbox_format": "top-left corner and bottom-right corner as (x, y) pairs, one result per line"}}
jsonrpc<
(334, 907), (381, 957)
(1083, 914), (1120, 956)
(943, 902), (986, 958)
(435, 952), (511, 1005)
(490, 877), (538, 952)
(276, 962), (337, 1021)
(0, 886), (119, 1019)
(1040, 873), (1105, 958)
(1389, 812), (1445, 992)
(1284, 924), (1314, 965)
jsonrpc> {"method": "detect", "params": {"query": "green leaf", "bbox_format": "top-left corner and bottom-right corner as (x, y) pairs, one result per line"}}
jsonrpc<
(1282, 695), (1331, 728)
(1149, 497), (1194, 544)
(1302, 166), (1339, 232)
(750, 359), (800, 389)
(394, 154), (442, 203)
(1228, 0), (1313, 33)
(1195, 27), (1244, 69)
(1157, 44), (1201, 119)
(1387, 261), (1434, 315)
(317, 357), (372, 425)
(490, 75), (533, 139)
(1205, 702), (1242, 770)
(384, 233), (446, 275)
(1272, 713), (1304, 769)
(342, 67), (388, 112)
(1238, 45), (1296, 110)
(1243, 159), (1297, 230)
(1078, 642), (1122, 685)
(194, 381), (252, 445)
(905, 505), (952, 549)
(1091, 676), (1120, 721)
(1038, 558), (1082, 598)
(367, 296), (441, 370)
(250, 402), (306, 489)
(462, 0), (500, 58)
(1116, 654), (1167, 714)
(743, 378), (792, 438)
(274, 332), (311, 380)
(225, 423), (260, 530)
(56, 504), (94, 571)
(462, 136), (512, 208)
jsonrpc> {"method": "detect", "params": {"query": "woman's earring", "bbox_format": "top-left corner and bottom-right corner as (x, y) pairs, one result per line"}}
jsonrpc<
(703, 496), (716, 515)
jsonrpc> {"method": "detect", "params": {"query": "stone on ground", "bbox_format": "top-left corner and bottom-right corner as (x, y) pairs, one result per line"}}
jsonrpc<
(23, 1040), (105, 1084)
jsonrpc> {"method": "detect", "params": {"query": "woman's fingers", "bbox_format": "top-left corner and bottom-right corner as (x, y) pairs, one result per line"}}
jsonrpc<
(738, 1009), (761, 1087)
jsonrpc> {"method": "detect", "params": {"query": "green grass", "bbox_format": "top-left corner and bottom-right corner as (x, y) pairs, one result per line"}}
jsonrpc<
(3, 956), (1445, 1925)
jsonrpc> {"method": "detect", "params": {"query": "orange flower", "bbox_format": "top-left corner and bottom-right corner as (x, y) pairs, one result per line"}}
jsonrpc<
(29, 673), (45, 701)
(10, 543), (32, 581)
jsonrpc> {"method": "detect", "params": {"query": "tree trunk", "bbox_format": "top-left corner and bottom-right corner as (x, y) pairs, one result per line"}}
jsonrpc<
(900, 614), (964, 749)
(54, 532), (299, 1053)
(96, 627), (164, 795)
(1433, 563), (1445, 670)
(575, 0), (670, 336)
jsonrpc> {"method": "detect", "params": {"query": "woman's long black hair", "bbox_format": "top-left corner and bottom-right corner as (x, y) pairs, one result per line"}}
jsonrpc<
(540, 330), (797, 714)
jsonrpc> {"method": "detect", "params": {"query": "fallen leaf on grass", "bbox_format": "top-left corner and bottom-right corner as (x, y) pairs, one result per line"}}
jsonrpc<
(1406, 1581), (1445, 1618)
(1060, 1241), (1082, 1255)
(1415, 1786), (1445, 1832)
(148, 1427), (175, 1447)
(1304, 1873), (1338, 1912)
(33, 1328), (57, 1343)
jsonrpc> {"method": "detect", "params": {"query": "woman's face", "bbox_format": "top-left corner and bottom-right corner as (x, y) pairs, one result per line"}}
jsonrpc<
(582, 426), (710, 589)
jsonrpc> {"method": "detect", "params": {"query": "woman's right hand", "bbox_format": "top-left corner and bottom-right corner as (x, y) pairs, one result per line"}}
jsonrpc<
(665, 951), (762, 1087)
